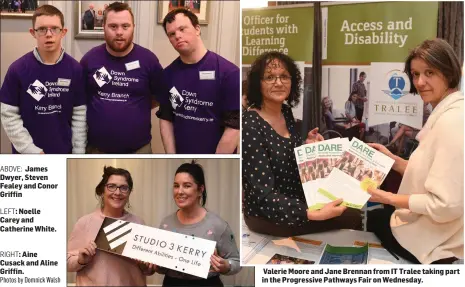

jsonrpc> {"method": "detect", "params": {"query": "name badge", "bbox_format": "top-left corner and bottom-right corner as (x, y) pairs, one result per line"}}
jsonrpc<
(199, 71), (215, 80)
(125, 60), (140, 71)
(57, 78), (71, 87)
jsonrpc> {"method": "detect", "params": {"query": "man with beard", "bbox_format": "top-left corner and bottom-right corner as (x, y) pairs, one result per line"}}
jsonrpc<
(80, 2), (164, 153)
(157, 8), (239, 154)
(0, 5), (86, 154)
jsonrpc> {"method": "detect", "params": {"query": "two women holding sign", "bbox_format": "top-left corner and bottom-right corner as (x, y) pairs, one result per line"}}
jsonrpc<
(67, 162), (240, 286)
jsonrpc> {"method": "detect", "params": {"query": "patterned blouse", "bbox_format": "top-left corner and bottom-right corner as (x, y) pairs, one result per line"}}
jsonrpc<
(242, 104), (309, 226)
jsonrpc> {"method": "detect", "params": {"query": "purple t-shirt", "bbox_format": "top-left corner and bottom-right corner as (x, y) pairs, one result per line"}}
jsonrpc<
(81, 44), (163, 153)
(160, 51), (239, 154)
(0, 52), (86, 154)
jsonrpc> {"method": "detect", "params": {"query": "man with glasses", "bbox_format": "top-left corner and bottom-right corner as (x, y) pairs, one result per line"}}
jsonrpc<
(0, 5), (86, 154)
(81, 2), (164, 154)
(157, 8), (239, 154)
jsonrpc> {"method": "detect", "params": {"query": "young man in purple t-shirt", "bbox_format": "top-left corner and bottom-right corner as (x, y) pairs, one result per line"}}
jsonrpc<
(81, 2), (164, 154)
(0, 5), (86, 154)
(157, 8), (240, 154)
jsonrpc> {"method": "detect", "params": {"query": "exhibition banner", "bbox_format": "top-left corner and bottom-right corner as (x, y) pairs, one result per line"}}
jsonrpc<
(241, 2), (438, 134)
(324, 1), (438, 64)
(242, 7), (314, 64)
(242, 2), (437, 64)
(95, 217), (216, 278)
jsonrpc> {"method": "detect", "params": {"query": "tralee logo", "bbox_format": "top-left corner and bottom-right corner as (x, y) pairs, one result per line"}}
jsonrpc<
(93, 67), (112, 87)
(27, 80), (47, 101)
(169, 86), (184, 109)
(382, 70), (410, 100)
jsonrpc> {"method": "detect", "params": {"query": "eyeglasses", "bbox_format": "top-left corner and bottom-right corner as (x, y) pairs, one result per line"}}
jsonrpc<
(34, 27), (63, 36)
(105, 184), (130, 194)
(261, 75), (292, 84)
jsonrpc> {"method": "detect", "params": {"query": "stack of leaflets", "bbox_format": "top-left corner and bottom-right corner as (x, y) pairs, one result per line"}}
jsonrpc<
(267, 254), (315, 264)
(353, 241), (410, 264)
(265, 237), (324, 265)
(294, 138), (394, 210)
(241, 219), (272, 264)
(319, 243), (369, 264)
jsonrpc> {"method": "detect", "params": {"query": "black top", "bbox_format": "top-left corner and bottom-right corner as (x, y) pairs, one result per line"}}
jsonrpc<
(242, 105), (309, 226)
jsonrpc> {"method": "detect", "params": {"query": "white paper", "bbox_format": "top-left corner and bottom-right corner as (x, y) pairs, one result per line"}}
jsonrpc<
(295, 138), (350, 209)
(241, 220), (271, 264)
(318, 138), (394, 209)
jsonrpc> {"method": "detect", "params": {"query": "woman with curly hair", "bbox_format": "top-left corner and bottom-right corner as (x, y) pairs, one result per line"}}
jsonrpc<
(242, 51), (362, 237)
(67, 166), (154, 286)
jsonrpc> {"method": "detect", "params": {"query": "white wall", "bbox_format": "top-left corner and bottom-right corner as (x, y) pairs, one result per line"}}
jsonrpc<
(0, 0), (240, 153)
(327, 67), (350, 116)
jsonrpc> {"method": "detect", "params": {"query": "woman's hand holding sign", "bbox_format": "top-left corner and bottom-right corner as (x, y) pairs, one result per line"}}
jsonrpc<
(210, 249), (231, 274)
(77, 241), (97, 266)
(136, 260), (157, 275)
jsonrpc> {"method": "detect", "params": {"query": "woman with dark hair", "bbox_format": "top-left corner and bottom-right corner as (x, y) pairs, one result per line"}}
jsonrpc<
(157, 160), (240, 286)
(243, 51), (362, 237)
(368, 38), (463, 264)
(67, 166), (154, 286)
(321, 96), (336, 130)
(345, 92), (358, 122)
(344, 91), (365, 139)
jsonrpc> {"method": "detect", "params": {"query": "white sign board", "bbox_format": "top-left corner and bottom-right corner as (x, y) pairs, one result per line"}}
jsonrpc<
(368, 62), (423, 129)
(95, 217), (216, 278)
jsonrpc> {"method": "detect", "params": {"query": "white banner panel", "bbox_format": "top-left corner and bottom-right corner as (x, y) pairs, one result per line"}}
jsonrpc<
(0, 155), (66, 285)
(95, 217), (216, 279)
(368, 62), (423, 129)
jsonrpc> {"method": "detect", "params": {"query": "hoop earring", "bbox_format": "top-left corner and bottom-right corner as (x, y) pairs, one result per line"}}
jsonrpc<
(247, 103), (255, 111)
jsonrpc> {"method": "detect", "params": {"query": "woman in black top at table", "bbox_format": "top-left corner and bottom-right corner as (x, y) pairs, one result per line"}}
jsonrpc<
(242, 51), (362, 237)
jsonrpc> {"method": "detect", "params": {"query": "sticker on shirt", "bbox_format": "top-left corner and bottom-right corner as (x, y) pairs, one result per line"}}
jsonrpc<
(27, 80), (48, 101)
(57, 78), (71, 87)
(169, 86), (184, 109)
(93, 67), (113, 87)
(125, 60), (140, 71)
(199, 71), (215, 80)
